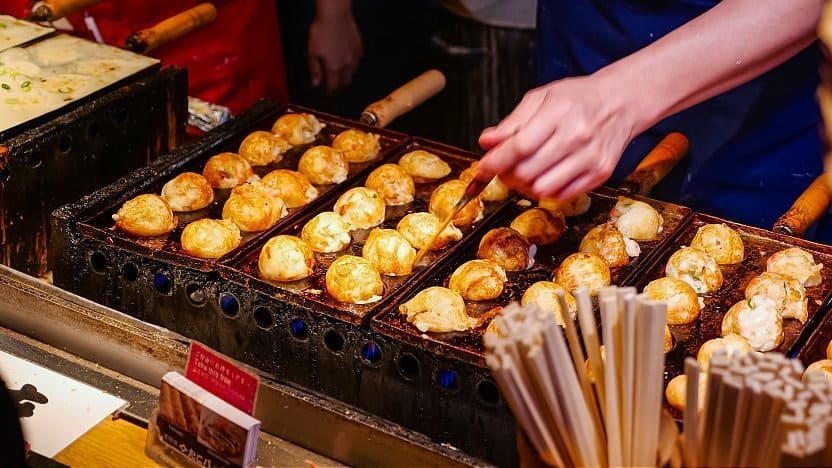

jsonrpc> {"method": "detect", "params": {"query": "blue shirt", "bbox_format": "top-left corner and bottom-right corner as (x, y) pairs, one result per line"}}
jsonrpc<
(536, 1), (827, 240)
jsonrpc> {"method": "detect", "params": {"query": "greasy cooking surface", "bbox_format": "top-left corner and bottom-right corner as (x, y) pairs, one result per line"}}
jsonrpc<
(371, 189), (692, 366)
(77, 106), (407, 269)
(797, 309), (832, 365)
(227, 139), (511, 325)
(633, 214), (832, 417)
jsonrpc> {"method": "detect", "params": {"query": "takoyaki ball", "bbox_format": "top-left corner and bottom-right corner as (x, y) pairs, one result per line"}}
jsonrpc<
(398, 150), (452, 183)
(300, 211), (352, 253)
(665, 375), (687, 412)
(429, 180), (485, 228)
(260, 169), (318, 208)
(459, 162), (511, 202)
(238, 130), (291, 166)
(721, 296), (783, 352)
(396, 212), (463, 251)
(160, 172), (214, 212)
(332, 129), (381, 163)
(448, 259), (507, 301)
(334, 187), (386, 230)
(665, 247), (723, 294)
(399, 286), (478, 333)
(202, 152), (257, 189)
(113, 194), (177, 237)
(365, 164), (415, 206)
(539, 194), (592, 217)
(803, 359), (832, 383)
(325, 255), (384, 304)
(579, 223), (640, 268)
(271, 112), (325, 145)
(665, 325), (674, 353)
(696, 335), (753, 374)
(180, 219), (241, 259)
(745, 272), (808, 324)
(258, 235), (315, 282)
(766, 247), (824, 288)
(690, 223), (745, 265)
(221, 191), (286, 232)
(555, 252), (612, 295)
(611, 197), (663, 241)
(297, 145), (348, 185)
(697, 334), (752, 372)
(520, 281), (577, 326)
(362, 228), (416, 276)
(510, 208), (566, 246)
(476, 227), (536, 271)
(643, 277), (702, 325)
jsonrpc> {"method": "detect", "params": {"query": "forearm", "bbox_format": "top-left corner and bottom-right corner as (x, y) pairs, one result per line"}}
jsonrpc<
(600, 0), (823, 134)
(315, 0), (352, 20)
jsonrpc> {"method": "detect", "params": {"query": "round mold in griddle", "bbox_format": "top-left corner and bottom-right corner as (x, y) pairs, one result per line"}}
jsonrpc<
(219, 293), (240, 318)
(152, 272), (172, 295)
(360, 341), (383, 366)
(289, 317), (309, 340)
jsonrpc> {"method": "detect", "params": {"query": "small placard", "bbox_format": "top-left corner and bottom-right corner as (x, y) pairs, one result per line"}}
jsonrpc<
(185, 342), (259, 415)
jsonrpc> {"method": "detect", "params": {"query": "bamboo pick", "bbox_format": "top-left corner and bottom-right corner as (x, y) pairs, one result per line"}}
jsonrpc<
(555, 289), (605, 450)
(576, 288), (607, 421)
(683, 357), (701, 468)
(620, 292), (637, 466)
(600, 294), (623, 466)
(713, 375), (742, 466)
(631, 298), (666, 466)
(540, 317), (604, 466)
(737, 378), (764, 467)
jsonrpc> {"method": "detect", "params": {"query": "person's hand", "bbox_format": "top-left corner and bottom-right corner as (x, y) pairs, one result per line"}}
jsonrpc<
(307, 9), (363, 93)
(477, 74), (641, 201)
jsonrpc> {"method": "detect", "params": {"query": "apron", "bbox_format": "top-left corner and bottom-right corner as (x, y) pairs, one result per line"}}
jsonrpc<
(537, 0), (826, 240)
(2, 1), (288, 114)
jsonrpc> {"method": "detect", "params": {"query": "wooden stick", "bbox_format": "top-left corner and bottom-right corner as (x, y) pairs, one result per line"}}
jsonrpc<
(576, 288), (607, 421)
(600, 294), (623, 466)
(556, 289), (605, 448)
(621, 292), (637, 466)
(683, 358), (701, 468)
(631, 298), (666, 466)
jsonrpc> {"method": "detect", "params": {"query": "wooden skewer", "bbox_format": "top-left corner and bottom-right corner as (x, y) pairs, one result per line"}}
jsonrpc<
(600, 294), (623, 466)
(621, 292), (637, 466)
(683, 358), (701, 468)
(632, 298), (666, 466)
(576, 288), (607, 420)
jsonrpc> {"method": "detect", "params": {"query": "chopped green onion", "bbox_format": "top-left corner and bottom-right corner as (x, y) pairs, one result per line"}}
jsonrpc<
(4, 98), (19, 104)
(58, 87), (73, 94)
(747, 298), (754, 308)
(1, 83), (10, 90)
(0, 23), (7, 29)
(20, 81), (30, 89)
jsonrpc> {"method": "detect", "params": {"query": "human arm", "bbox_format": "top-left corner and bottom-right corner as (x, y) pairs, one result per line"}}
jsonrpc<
(308, 0), (363, 92)
(477, 0), (824, 200)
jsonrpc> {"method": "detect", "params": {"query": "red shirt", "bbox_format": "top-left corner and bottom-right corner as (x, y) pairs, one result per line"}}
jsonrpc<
(2, 1), (287, 114)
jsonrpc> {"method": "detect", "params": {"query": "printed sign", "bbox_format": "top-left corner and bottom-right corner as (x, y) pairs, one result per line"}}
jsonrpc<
(185, 342), (259, 415)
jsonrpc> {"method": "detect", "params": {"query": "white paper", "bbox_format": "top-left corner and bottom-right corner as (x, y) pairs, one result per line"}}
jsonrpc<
(0, 350), (127, 457)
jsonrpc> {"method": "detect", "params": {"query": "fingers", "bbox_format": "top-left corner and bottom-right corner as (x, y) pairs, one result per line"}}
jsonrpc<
(308, 56), (323, 88)
(478, 103), (560, 180)
(478, 88), (546, 149)
(530, 150), (614, 199)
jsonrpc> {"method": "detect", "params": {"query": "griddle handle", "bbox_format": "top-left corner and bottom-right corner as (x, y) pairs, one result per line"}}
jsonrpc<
(618, 132), (688, 196)
(124, 3), (217, 55)
(30, 0), (103, 22)
(361, 70), (446, 128)
(773, 175), (832, 238)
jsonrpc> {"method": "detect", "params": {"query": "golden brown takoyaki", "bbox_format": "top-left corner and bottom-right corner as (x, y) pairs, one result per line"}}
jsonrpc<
(579, 222), (640, 268)
(644, 277), (702, 325)
(113, 194), (177, 237)
(520, 281), (577, 326)
(260, 169), (319, 208)
(690, 223), (744, 265)
(180, 219), (241, 259)
(721, 296), (783, 352)
(160, 172), (214, 212)
(429, 180), (485, 228)
(362, 228), (416, 276)
(300, 211), (352, 253)
(745, 272), (808, 323)
(611, 197), (663, 241)
(398, 150), (451, 183)
(510, 208), (566, 246)
(325, 255), (384, 304)
(476, 227), (535, 271)
(665, 247), (723, 294)
(554, 252), (612, 295)
(202, 152), (257, 189)
(332, 129), (381, 163)
(365, 164), (415, 206)
(766, 247), (824, 288)
(448, 259), (507, 301)
(333, 187), (386, 230)
(396, 212), (463, 251)
(238, 131), (291, 166)
(399, 286), (478, 333)
(258, 235), (315, 282)
(271, 113), (325, 145)
(298, 145), (349, 185)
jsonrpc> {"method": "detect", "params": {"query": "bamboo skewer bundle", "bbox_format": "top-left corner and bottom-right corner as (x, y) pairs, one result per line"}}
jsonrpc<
(681, 349), (832, 467)
(484, 286), (669, 467)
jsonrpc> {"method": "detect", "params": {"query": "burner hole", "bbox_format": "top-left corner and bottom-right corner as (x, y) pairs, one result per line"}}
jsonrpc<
(476, 379), (500, 406)
(398, 354), (420, 381)
(323, 329), (345, 354)
(26, 149), (41, 169)
(289, 318), (308, 340)
(87, 122), (99, 139)
(253, 306), (274, 329)
(58, 135), (72, 153)
(185, 283), (206, 306)
(361, 341), (382, 364)
(88, 251), (107, 273)
(436, 369), (459, 391)
(121, 262), (138, 281)
(219, 294), (240, 318)
(153, 272), (172, 295)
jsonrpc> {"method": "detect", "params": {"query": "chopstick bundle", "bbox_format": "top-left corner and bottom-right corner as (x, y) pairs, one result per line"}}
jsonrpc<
(681, 349), (832, 467)
(484, 286), (669, 467)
